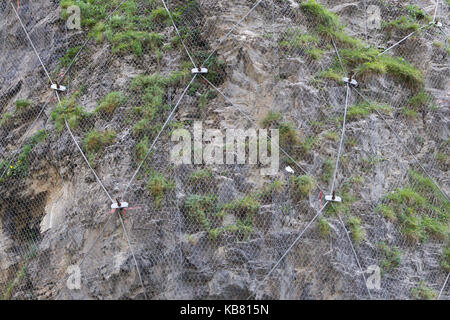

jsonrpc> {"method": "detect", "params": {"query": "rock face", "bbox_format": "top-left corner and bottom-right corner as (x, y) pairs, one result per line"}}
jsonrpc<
(0, 0), (449, 300)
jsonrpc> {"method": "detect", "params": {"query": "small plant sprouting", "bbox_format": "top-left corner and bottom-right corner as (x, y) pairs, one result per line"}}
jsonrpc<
(14, 99), (31, 113)
(257, 180), (285, 201)
(376, 204), (397, 222)
(323, 131), (338, 142)
(278, 28), (324, 60)
(184, 194), (218, 232)
(0, 130), (47, 181)
(1, 263), (27, 300)
(347, 216), (365, 244)
(58, 46), (82, 68)
(405, 5), (429, 21)
(196, 196), (260, 241)
(189, 169), (213, 184)
(95, 92), (125, 115)
(208, 217), (253, 241)
(336, 46), (424, 89)
(410, 282), (437, 300)
(82, 129), (116, 163)
(300, 0), (362, 48)
(300, 0), (340, 30)
(317, 68), (345, 84)
(135, 136), (149, 163)
(408, 90), (431, 111)
(150, 6), (179, 26)
(289, 175), (315, 199)
(261, 111), (282, 129)
(384, 16), (420, 34)
(220, 196), (260, 217)
(318, 217), (331, 238)
(279, 29), (320, 49)
(111, 30), (159, 56)
(378, 242), (402, 273)
(306, 48), (324, 60)
(278, 122), (300, 149)
(346, 101), (392, 121)
(357, 54), (424, 89)
(83, 130), (115, 152)
(0, 112), (13, 128)
(383, 5), (430, 36)
(129, 71), (190, 138)
(379, 171), (449, 243)
(51, 88), (87, 131)
(147, 172), (175, 208)
(321, 158), (334, 183)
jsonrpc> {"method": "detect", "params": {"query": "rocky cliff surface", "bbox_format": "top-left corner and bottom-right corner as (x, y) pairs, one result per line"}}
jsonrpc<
(0, 0), (448, 300)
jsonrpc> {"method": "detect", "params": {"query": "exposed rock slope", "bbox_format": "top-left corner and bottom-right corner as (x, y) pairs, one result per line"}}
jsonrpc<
(0, 0), (448, 300)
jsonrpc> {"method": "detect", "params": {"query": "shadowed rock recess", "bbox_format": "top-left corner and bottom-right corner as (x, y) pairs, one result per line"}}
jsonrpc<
(0, 0), (448, 300)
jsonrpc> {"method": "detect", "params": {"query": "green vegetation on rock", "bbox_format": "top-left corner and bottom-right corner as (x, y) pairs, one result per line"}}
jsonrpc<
(377, 171), (449, 243)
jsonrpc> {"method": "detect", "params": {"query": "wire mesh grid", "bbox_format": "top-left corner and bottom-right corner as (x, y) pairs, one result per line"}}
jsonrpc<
(0, 0), (448, 300)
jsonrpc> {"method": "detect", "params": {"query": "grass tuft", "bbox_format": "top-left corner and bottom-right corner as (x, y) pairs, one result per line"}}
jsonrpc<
(14, 99), (31, 113)
(51, 87), (87, 131)
(357, 54), (424, 89)
(189, 169), (213, 184)
(347, 101), (392, 121)
(379, 171), (449, 243)
(318, 217), (331, 238)
(300, 0), (340, 29)
(147, 171), (175, 208)
(82, 129), (116, 163)
(261, 111), (282, 129)
(95, 92), (125, 115)
(0, 130), (47, 181)
(410, 282), (437, 300)
(289, 175), (315, 199)
(378, 242), (402, 273)
(347, 216), (365, 244)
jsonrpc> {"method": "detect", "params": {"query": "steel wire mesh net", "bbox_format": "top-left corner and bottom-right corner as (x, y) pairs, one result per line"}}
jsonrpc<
(0, 0), (448, 300)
